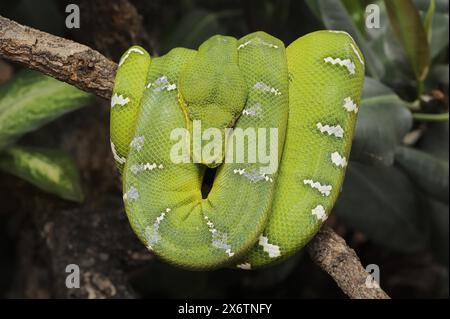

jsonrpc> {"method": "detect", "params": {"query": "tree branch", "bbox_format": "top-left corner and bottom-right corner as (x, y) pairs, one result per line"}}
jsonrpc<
(308, 226), (390, 299)
(0, 15), (116, 99)
(0, 14), (390, 299)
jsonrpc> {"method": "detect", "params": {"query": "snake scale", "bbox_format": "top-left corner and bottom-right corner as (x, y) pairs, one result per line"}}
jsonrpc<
(110, 31), (365, 270)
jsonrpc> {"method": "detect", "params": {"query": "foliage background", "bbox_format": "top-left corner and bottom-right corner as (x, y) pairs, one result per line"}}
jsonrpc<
(0, 0), (448, 298)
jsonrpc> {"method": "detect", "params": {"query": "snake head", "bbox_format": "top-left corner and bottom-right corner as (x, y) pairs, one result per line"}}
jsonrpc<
(179, 35), (248, 167)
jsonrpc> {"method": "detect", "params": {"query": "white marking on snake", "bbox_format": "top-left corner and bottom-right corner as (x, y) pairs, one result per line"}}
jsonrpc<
(118, 47), (145, 66)
(130, 162), (164, 175)
(326, 31), (362, 65)
(130, 136), (145, 151)
(331, 152), (348, 168)
(233, 168), (273, 182)
(237, 40), (252, 50)
(350, 43), (364, 65)
(328, 30), (351, 36)
(144, 208), (171, 250)
(256, 37), (279, 49)
(204, 216), (234, 257)
(236, 263), (252, 270)
(254, 82), (281, 95)
(343, 97), (359, 113)
(323, 57), (356, 75)
(110, 141), (126, 164)
(237, 37), (279, 50)
(123, 186), (139, 201)
(259, 235), (281, 258)
(303, 179), (332, 197)
(311, 205), (328, 222)
(111, 93), (130, 108)
(146, 75), (177, 92)
(316, 123), (344, 138)
(242, 103), (262, 117)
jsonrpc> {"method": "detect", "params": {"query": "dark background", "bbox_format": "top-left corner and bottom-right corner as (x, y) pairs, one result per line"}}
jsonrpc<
(0, 0), (448, 298)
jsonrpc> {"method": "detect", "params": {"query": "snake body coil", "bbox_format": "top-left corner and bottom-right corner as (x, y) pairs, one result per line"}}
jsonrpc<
(110, 31), (365, 270)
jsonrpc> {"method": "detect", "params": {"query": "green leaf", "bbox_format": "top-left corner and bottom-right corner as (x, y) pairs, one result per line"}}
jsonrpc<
(424, 0), (436, 43)
(415, 1), (449, 60)
(315, 0), (385, 79)
(395, 146), (448, 204)
(429, 13), (449, 60)
(377, 28), (417, 89)
(335, 162), (428, 253)
(0, 146), (84, 202)
(367, 3), (418, 91)
(351, 77), (413, 165)
(0, 70), (92, 151)
(417, 121), (449, 161)
(341, 0), (369, 35)
(413, 0), (449, 13)
(421, 196), (449, 266)
(384, 0), (431, 83)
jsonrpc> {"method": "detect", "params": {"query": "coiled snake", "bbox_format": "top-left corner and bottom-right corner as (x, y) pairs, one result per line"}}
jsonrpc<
(110, 31), (365, 270)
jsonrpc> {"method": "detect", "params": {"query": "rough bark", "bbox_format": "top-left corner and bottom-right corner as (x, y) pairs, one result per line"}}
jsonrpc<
(0, 13), (391, 299)
(308, 226), (390, 299)
(0, 15), (116, 99)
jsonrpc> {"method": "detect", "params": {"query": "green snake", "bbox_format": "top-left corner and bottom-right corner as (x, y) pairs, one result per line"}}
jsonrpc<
(110, 31), (365, 270)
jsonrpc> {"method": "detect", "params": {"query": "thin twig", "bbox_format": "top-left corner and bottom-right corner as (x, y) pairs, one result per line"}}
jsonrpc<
(0, 14), (391, 299)
(412, 112), (449, 121)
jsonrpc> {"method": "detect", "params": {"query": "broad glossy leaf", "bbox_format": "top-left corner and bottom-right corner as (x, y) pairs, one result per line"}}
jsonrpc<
(351, 77), (413, 165)
(0, 70), (92, 150)
(0, 146), (84, 202)
(335, 162), (428, 253)
(341, 0), (369, 35)
(424, 0), (436, 43)
(415, 2), (449, 60)
(430, 13), (449, 60)
(418, 121), (449, 161)
(384, 0), (431, 82)
(367, 3), (417, 91)
(395, 146), (448, 204)
(414, 0), (449, 13)
(316, 0), (385, 79)
(421, 195), (449, 266)
(380, 27), (416, 89)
